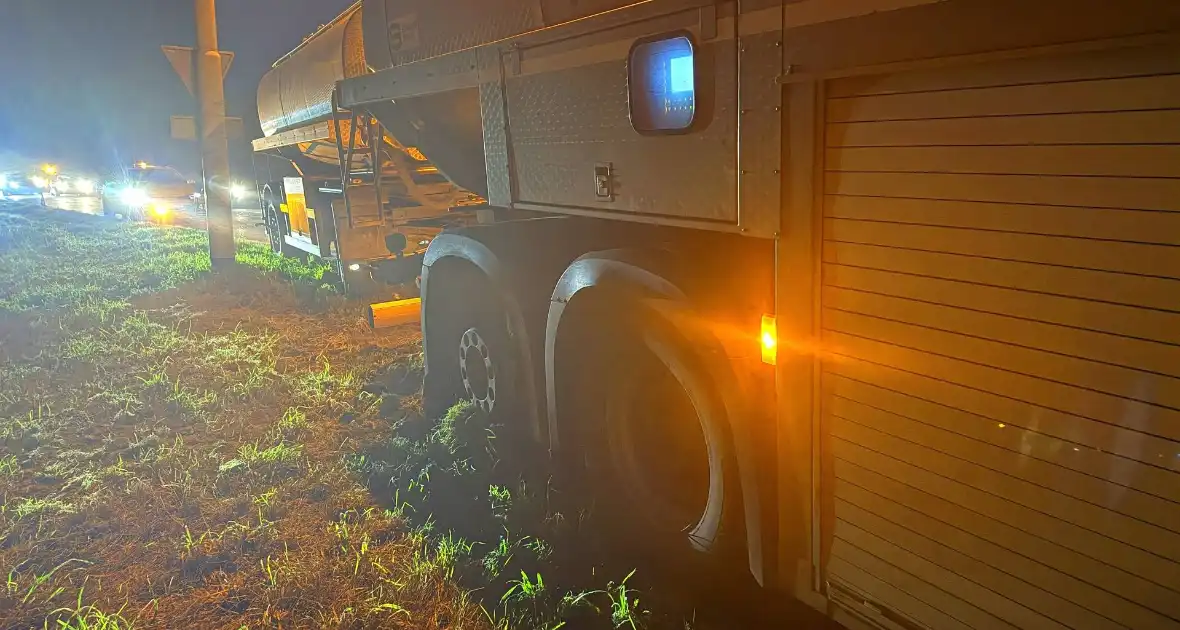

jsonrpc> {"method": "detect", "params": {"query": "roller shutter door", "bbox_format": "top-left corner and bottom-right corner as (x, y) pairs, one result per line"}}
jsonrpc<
(821, 41), (1180, 630)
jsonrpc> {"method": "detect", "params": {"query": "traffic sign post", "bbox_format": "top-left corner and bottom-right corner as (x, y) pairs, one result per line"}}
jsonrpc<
(162, 0), (236, 269)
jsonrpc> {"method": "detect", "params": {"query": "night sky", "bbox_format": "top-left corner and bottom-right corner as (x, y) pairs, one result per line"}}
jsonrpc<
(0, 0), (353, 176)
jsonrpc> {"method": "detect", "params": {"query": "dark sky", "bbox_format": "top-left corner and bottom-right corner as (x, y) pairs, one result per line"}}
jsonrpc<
(0, 0), (353, 176)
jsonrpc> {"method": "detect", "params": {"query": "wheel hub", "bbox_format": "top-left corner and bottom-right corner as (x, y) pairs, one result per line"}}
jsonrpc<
(459, 327), (497, 413)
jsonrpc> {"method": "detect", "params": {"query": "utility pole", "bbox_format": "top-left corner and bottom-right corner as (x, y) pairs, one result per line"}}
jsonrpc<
(194, 0), (235, 267)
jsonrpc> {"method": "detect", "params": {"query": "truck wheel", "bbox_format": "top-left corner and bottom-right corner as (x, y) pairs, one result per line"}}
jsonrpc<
(262, 185), (291, 256)
(424, 266), (517, 425)
(567, 315), (741, 566)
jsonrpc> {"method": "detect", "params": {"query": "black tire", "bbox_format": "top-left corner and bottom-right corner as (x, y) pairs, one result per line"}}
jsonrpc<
(262, 185), (292, 256)
(563, 310), (742, 566)
(423, 266), (518, 429)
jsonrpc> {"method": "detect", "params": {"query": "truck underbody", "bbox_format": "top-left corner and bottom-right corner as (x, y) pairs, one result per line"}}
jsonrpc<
(255, 1), (1180, 628)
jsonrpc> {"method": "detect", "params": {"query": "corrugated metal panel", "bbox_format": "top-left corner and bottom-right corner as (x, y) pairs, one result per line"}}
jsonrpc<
(821, 41), (1180, 630)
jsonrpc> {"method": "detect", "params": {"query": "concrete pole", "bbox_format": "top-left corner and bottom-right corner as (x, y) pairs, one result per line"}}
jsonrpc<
(194, 0), (235, 267)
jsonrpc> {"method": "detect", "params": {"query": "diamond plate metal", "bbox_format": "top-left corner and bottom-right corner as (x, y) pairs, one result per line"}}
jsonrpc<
(505, 42), (739, 224)
(480, 49), (513, 207)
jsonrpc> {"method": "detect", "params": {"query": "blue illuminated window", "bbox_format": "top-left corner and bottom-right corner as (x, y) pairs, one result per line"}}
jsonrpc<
(629, 35), (697, 133)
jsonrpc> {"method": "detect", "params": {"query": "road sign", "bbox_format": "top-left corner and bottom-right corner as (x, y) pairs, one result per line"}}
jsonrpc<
(171, 115), (244, 141)
(162, 45), (234, 96)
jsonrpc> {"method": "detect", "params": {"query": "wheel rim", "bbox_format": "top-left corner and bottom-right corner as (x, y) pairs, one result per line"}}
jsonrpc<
(606, 354), (712, 538)
(459, 327), (497, 414)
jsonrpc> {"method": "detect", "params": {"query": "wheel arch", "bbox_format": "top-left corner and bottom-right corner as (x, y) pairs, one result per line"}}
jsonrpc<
(545, 249), (775, 586)
(421, 231), (544, 443)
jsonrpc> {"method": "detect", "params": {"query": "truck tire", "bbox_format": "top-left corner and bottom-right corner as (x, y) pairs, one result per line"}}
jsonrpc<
(424, 264), (518, 428)
(564, 312), (742, 569)
(262, 185), (293, 256)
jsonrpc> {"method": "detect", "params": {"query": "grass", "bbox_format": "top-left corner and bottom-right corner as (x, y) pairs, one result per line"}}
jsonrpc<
(0, 208), (726, 630)
(0, 210), (475, 628)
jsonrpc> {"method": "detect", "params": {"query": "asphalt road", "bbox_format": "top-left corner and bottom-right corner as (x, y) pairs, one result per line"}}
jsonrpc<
(39, 194), (267, 243)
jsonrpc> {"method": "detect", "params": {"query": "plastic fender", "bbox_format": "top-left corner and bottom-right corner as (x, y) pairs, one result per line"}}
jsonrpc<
(545, 249), (772, 585)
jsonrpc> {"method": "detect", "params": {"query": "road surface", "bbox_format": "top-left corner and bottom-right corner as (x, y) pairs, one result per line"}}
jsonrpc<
(39, 195), (267, 243)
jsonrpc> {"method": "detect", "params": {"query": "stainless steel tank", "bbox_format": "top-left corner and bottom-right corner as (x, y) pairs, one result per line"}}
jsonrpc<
(257, 2), (366, 138)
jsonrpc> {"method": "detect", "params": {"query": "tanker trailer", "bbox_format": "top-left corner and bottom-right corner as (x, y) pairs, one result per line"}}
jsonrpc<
(250, 1), (483, 293)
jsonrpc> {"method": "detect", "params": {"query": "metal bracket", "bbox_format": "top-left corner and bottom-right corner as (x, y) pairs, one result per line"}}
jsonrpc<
(370, 116), (385, 227)
(506, 43), (522, 77)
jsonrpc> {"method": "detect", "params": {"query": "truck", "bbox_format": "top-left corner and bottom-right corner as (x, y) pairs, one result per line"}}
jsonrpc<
(251, 2), (484, 294)
(253, 1), (1180, 628)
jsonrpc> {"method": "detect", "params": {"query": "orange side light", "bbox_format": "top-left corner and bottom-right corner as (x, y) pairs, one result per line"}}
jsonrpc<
(761, 314), (777, 365)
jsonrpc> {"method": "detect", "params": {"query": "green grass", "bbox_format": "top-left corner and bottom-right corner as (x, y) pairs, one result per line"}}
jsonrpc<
(0, 210), (484, 629)
(0, 455), (20, 476)
(235, 241), (332, 283)
(45, 588), (134, 630)
(276, 407), (309, 432)
(220, 442), (303, 473)
(7, 497), (76, 520)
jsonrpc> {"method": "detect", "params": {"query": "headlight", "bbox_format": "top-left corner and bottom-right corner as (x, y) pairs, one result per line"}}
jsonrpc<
(151, 202), (172, 217)
(230, 184), (249, 201)
(75, 179), (95, 194)
(120, 187), (150, 206)
(31, 176), (48, 189)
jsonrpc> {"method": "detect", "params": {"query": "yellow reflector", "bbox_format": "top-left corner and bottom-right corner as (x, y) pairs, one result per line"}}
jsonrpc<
(367, 298), (421, 330)
(761, 314), (777, 365)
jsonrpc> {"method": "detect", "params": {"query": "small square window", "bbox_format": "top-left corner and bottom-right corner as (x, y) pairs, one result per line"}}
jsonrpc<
(629, 35), (697, 133)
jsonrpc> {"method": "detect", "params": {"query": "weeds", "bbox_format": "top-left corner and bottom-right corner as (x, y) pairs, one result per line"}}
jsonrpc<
(0, 455), (19, 476)
(608, 570), (649, 629)
(46, 588), (133, 630)
(276, 407), (308, 432)
(8, 497), (76, 520)
(220, 442), (302, 473)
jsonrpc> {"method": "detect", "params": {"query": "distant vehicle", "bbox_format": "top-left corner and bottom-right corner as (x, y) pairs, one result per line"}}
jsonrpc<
(198, 174), (260, 209)
(101, 164), (198, 220)
(0, 173), (45, 202)
(49, 174), (98, 197)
